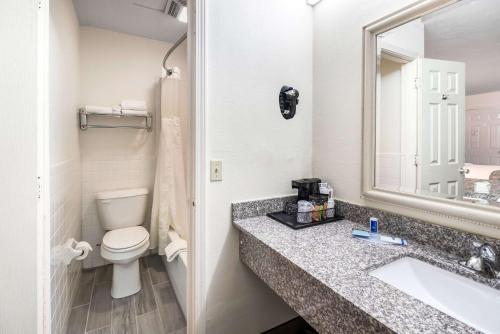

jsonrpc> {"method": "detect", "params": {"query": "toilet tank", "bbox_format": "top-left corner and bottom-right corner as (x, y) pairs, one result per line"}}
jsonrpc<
(96, 188), (149, 230)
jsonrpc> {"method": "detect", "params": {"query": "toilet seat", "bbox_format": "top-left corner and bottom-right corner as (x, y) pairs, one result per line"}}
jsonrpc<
(102, 226), (149, 253)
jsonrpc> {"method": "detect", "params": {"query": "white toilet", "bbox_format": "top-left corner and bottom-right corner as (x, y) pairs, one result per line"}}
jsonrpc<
(96, 188), (150, 298)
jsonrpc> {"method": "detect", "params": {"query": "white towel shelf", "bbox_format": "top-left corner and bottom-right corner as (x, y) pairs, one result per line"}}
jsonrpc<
(79, 109), (152, 132)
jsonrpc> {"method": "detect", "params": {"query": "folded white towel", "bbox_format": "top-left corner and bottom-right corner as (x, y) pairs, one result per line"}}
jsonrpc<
(121, 100), (147, 111)
(165, 239), (187, 262)
(84, 105), (113, 115)
(84, 105), (122, 115)
(121, 109), (148, 116)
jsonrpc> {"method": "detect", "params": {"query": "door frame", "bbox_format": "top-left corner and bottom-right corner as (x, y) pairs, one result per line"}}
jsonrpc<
(376, 50), (417, 193)
(37, 0), (51, 332)
(188, 0), (207, 333)
(36, 0), (208, 332)
(400, 57), (419, 194)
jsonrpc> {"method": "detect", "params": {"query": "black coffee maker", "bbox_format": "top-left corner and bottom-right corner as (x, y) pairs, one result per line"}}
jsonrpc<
(267, 178), (342, 229)
(292, 178), (322, 202)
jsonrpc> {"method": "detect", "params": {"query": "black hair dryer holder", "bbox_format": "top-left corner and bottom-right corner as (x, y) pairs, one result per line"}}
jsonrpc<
(279, 86), (299, 120)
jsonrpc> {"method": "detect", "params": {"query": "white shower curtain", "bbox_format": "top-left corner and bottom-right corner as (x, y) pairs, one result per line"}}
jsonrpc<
(150, 69), (189, 255)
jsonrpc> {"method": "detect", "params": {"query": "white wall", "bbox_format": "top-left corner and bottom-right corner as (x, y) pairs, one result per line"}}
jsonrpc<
(312, 0), (417, 205)
(204, 0), (313, 332)
(49, 1), (82, 333)
(0, 1), (39, 333)
(79, 27), (187, 268)
(378, 18), (424, 58)
(467, 90), (500, 109)
(376, 58), (403, 189)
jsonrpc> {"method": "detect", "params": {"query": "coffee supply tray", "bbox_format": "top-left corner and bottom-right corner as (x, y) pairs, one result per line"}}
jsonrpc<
(267, 211), (344, 230)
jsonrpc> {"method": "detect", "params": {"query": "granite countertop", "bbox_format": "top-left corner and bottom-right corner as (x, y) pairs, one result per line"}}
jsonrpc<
(233, 214), (500, 334)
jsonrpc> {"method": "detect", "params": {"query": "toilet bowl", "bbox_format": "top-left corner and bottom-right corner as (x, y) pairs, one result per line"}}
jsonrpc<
(96, 188), (150, 298)
(101, 226), (150, 298)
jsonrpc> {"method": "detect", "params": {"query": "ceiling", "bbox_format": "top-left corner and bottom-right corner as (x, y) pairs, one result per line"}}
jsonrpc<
(424, 0), (500, 95)
(73, 0), (187, 44)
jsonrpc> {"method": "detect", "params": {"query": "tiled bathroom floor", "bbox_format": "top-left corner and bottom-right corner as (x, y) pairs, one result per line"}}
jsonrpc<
(66, 255), (186, 334)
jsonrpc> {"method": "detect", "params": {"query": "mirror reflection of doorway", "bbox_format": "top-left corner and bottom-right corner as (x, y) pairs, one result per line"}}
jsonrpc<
(375, 0), (500, 207)
(378, 54), (466, 200)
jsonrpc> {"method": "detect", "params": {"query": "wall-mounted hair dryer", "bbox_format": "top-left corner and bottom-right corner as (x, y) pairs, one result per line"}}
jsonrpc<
(279, 86), (299, 120)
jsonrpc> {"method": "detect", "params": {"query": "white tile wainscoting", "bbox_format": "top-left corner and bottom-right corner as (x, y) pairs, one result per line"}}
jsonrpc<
(50, 159), (82, 334)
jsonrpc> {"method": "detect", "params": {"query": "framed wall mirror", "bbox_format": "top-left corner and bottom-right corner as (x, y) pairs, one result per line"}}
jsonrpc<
(363, 0), (500, 236)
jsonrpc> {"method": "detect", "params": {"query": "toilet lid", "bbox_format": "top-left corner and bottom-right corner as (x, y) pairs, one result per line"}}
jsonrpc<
(103, 226), (149, 250)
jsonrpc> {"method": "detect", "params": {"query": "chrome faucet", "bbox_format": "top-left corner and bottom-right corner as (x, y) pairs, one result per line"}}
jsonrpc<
(460, 242), (499, 279)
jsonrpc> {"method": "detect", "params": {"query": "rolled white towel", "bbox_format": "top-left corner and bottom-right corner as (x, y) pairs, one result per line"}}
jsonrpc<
(165, 239), (187, 262)
(121, 109), (148, 116)
(121, 100), (147, 111)
(84, 105), (114, 115)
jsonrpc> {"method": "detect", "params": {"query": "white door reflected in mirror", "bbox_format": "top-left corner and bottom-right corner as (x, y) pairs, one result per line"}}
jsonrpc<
(374, 0), (500, 208)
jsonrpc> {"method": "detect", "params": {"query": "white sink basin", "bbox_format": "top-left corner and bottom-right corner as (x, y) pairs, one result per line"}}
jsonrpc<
(370, 257), (500, 334)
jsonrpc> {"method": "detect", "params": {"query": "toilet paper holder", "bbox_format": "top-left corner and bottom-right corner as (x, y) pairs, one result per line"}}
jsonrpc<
(60, 238), (93, 266)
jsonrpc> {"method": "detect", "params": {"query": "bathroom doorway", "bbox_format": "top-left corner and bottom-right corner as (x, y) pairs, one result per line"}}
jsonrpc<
(41, 0), (202, 333)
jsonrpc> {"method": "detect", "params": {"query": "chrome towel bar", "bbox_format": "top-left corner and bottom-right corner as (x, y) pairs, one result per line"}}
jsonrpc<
(79, 109), (152, 132)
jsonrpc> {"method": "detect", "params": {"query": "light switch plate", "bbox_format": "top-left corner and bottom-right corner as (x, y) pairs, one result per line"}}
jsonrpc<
(210, 160), (222, 181)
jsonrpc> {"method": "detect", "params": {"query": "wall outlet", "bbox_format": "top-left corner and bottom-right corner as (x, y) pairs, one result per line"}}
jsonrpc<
(210, 160), (223, 181)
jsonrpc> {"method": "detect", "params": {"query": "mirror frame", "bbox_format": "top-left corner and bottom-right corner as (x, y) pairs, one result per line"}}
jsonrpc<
(362, 0), (500, 238)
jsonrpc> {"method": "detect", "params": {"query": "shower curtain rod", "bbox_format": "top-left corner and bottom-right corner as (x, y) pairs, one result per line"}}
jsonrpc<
(162, 32), (188, 75)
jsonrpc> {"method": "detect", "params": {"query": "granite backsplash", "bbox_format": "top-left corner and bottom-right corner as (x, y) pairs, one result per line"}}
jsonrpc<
(232, 195), (500, 259)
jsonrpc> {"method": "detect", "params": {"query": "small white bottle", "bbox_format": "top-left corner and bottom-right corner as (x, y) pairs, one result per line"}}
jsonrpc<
(325, 198), (335, 218)
(325, 186), (335, 218)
